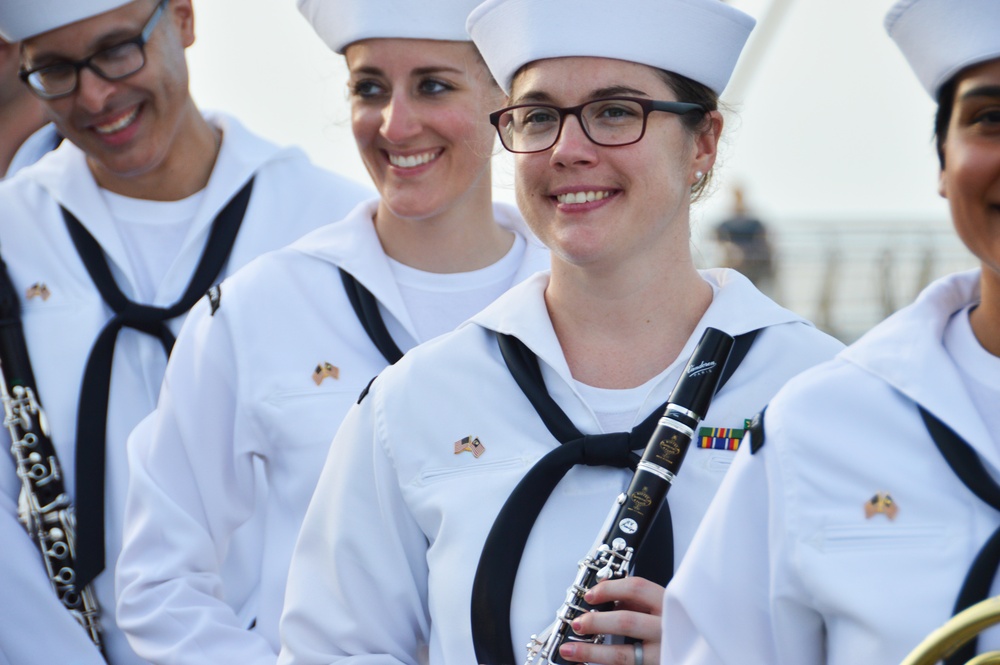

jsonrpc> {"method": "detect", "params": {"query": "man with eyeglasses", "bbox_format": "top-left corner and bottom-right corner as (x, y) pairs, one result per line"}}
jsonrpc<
(0, 1), (370, 663)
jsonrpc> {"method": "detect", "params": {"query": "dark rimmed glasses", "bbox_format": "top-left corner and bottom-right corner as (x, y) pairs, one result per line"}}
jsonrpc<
(489, 97), (705, 154)
(19, 0), (169, 100)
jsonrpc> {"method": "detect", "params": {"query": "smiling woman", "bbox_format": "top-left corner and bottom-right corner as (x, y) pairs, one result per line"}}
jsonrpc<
(506, 57), (715, 288)
(939, 63), (1000, 329)
(344, 38), (508, 269)
(274, 2), (845, 665)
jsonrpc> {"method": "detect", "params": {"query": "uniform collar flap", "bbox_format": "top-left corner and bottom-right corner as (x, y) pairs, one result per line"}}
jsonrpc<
(292, 198), (417, 338)
(697, 268), (809, 335)
(469, 267), (805, 406)
(842, 269), (990, 454)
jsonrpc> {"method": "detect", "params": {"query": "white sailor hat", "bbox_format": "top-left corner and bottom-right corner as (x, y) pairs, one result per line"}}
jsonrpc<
(885, 0), (1000, 99)
(466, 0), (755, 95)
(0, 0), (133, 42)
(298, 0), (484, 54)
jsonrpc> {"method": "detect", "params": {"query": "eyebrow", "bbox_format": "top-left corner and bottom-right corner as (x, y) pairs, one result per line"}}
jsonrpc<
(24, 28), (138, 68)
(960, 85), (1000, 101)
(511, 84), (651, 106)
(349, 64), (465, 77)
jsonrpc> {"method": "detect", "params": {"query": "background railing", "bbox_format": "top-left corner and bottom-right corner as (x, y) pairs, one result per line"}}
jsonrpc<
(695, 220), (977, 343)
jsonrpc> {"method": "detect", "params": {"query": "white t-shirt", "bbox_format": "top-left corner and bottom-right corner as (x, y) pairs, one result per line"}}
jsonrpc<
(102, 189), (203, 302)
(946, 304), (1000, 450)
(384, 232), (528, 341)
(574, 368), (674, 433)
(573, 280), (722, 433)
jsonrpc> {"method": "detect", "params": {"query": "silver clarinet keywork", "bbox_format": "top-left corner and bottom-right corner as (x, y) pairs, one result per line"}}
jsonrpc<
(525, 327), (735, 665)
(3, 358), (103, 651)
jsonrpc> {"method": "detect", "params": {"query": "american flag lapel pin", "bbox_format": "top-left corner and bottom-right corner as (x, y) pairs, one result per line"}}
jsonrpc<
(864, 492), (899, 520)
(454, 436), (485, 458)
(312, 362), (340, 385)
(26, 283), (51, 301)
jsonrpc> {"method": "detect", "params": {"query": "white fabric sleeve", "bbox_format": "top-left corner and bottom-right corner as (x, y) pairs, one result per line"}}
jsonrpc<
(278, 379), (431, 665)
(0, 455), (107, 664)
(662, 416), (825, 665)
(115, 299), (274, 665)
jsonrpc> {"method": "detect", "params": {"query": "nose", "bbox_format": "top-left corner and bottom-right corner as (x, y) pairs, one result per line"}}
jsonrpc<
(75, 66), (117, 113)
(380, 91), (422, 143)
(549, 113), (597, 167)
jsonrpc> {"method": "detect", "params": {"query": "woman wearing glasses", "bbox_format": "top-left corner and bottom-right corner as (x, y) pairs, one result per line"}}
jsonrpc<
(114, 1), (549, 663)
(277, 1), (842, 665)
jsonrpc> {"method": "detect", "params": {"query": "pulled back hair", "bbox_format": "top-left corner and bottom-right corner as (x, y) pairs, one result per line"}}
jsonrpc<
(655, 69), (720, 200)
(934, 76), (958, 168)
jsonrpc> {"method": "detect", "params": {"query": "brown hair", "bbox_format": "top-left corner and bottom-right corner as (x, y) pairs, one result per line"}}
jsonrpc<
(934, 76), (958, 168)
(655, 69), (719, 200)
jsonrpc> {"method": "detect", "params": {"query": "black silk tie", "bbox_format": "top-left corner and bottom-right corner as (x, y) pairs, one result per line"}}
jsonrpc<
(920, 405), (1000, 665)
(471, 329), (757, 665)
(64, 177), (254, 587)
(339, 268), (404, 364)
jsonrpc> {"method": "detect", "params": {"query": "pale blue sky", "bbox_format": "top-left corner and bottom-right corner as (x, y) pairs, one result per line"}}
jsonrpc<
(186, 0), (948, 226)
(185, 0), (971, 341)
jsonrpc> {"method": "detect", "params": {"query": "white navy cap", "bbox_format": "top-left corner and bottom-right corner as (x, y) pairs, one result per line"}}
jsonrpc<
(298, 0), (484, 54)
(885, 0), (1000, 99)
(466, 0), (755, 95)
(0, 0), (133, 42)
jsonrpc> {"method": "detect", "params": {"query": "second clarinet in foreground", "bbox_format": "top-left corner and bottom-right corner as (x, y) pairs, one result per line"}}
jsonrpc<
(525, 327), (735, 665)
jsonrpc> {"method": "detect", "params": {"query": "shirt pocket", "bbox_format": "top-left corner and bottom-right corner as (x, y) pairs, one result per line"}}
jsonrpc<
(686, 446), (737, 474)
(814, 524), (950, 552)
(257, 387), (358, 452)
(418, 457), (529, 486)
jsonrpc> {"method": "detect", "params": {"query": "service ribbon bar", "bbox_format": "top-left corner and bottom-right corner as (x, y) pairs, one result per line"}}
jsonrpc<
(698, 426), (744, 451)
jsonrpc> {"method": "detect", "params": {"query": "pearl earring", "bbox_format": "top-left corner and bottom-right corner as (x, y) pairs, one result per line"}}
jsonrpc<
(694, 171), (704, 180)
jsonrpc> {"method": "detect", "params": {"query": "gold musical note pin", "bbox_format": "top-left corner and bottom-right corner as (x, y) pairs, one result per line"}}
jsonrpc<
(864, 492), (898, 520)
(26, 283), (51, 301)
(312, 362), (340, 385)
(454, 436), (485, 458)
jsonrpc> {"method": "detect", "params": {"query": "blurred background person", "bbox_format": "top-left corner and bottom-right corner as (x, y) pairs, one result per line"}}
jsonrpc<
(713, 183), (777, 298)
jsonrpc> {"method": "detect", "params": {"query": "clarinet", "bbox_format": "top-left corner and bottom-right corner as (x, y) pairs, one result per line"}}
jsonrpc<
(0, 258), (104, 653)
(525, 327), (735, 665)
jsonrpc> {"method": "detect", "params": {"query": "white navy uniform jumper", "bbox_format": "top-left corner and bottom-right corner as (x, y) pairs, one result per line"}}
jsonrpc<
(115, 199), (551, 665)
(276, 268), (844, 665)
(0, 112), (372, 665)
(663, 269), (1000, 665)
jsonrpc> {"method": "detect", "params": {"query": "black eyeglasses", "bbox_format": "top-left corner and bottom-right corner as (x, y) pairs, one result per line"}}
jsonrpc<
(489, 96), (705, 154)
(19, 0), (168, 100)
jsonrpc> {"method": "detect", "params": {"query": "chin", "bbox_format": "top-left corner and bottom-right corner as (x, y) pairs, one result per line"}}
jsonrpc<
(552, 245), (611, 269)
(383, 192), (449, 221)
